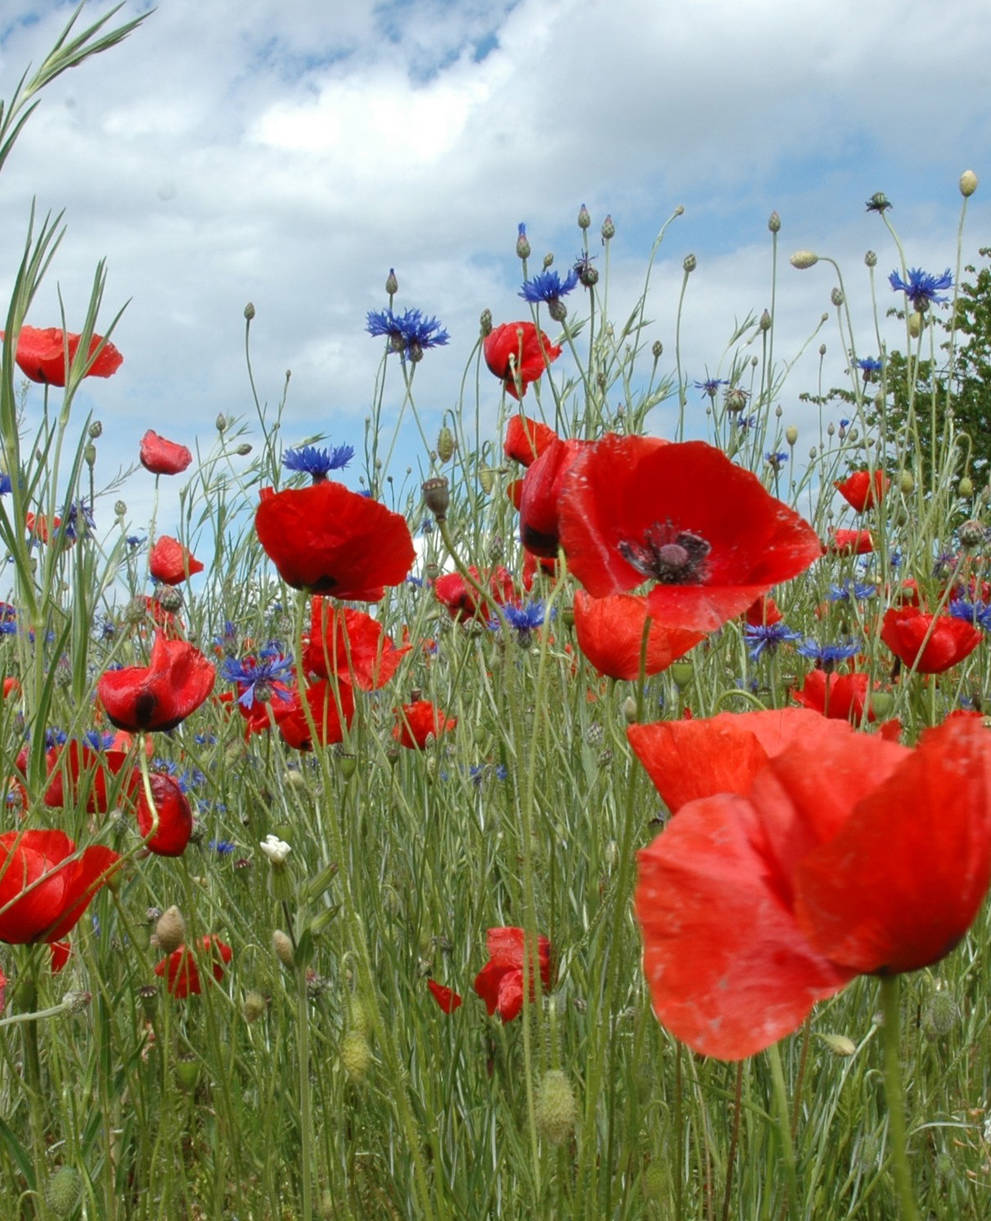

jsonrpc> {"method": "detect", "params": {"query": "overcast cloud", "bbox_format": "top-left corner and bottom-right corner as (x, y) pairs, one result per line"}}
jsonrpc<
(0, 0), (987, 532)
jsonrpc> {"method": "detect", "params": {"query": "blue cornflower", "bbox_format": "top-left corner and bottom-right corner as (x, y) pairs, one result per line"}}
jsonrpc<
(0, 602), (17, 636)
(126, 535), (146, 550)
(744, 622), (800, 661)
(0, 473), (11, 495)
(195, 732), (218, 747)
(283, 443), (354, 483)
(502, 600), (546, 644)
(82, 730), (117, 751)
(519, 267), (579, 306)
(208, 839), (237, 855)
(694, 378), (728, 398)
(889, 267), (953, 310)
(949, 598), (991, 632)
(220, 652), (295, 709)
(856, 357), (882, 378)
(62, 501), (95, 541)
(828, 581), (878, 602)
(214, 620), (239, 656)
(796, 637), (861, 667)
(765, 451), (788, 470)
(366, 306), (449, 361)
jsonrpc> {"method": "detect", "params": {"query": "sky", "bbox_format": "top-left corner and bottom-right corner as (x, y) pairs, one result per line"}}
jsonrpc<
(0, 0), (988, 544)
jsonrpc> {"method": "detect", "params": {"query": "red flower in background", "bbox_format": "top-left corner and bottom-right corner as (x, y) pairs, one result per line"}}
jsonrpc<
(155, 935), (232, 998)
(9, 326), (122, 386)
(827, 528), (874, 555)
(473, 926), (553, 1022)
(432, 566), (515, 622)
(427, 979), (463, 1013)
(517, 437), (588, 558)
(140, 430), (192, 476)
(304, 600), (409, 690)
(881, 606), (982, 673)
(255, 482), (414, 598)
(0, 830), (119, 948)
(635, 715), (991, 1059)
(504, 414), (558, 466)
(393, 700), (456, 749)
(131, 773), (193, 857)
(98, 633), (215, 732)
(149, 536), (204, 585)
(835, 469), (889, 512)
(275, 679), (355, 751)
(43, 741), (132, 813)
(484, 322), (561, 399)
(791, 670), (874, 722)
(559, 437), (821, 632)
(744, 595), (782, 627)
(572, 591), (705, 681)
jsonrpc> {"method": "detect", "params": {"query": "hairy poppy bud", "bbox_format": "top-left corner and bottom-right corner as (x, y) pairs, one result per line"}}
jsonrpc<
(960, 169), (979, 198)
(155, 906), (186, 954)
(45, 1167), (83, 1218)
(535, 1070), (578, 1146)
(272, 929), (295, 967)
(959, 477), (974, 499)
(243, 989), (268, 1023)
(478, 466), (495, 494)
(790, 250), (818, 269)
(436, 426), (456, 463)
(339, 1029), (372, 1081)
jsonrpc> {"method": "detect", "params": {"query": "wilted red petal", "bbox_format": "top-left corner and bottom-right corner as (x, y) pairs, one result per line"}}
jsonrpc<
(140, 430), (192, 475)
(794, 718), (991, 974)
(304, 600), (409, 689)
(636, 793), (854, 1060)
(573, 590), (704, 680)
(132, 773), (193, 857)
(791, 670), (873, 722)
(827, 529), (874, 555)
(393, 700), (456, 749)
(834, 469), (889, 512)
(10, 326), (123, 386)
(98, 633), (215, 732)
(504, 413), (558, 465)
(149, 536), (204, 585)
(427, 979), (463, 1013)
(255, 482), (414, 599)
(484, 322), (561, 399)
(156, 935), (232, 998)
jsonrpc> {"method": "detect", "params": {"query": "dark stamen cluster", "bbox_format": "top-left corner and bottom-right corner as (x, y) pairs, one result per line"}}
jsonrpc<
(619, 522), (711, 585)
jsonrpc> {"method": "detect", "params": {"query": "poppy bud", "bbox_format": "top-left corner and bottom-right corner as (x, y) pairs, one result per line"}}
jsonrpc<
(820, 1033), (856, 1057)
(84, 444), (96, 467)
(831, 287), (844, 307)
(908, 312), (923, 338)
(790, 250), (818, 269)
(958, 518), (982, 547)
(768, 211), (781, 233)
(865, 250), (877, 268)
(175, 1057), (200, 1092)
(622, 696), (638, 723)
(819, 343), (827, 356)
(601, 215), (615, 241)
(535, 1070), (578, 1146)
(244, 302), (256, 320)
(340, 1029), (373, 1081)
(478, 466), (495, 494)
(682, 253), (696, 273)
(959, 169), (979, 198)
(89, 420), (103, 439)
(155, 906), (186, 954)
(578, 203), (591, 229)
(436, 426), (456, 463)
(272, 929), (295, 967)
(243, 989), (268, 1023)
(899, 470), (914, 493)
(422, 476), (450, 522)
(216, 413), (227, 432)
(959, 476), (974, 499)
(45, 1167), (82, 1218)
(385, 267), (399, 294)
(785, 426), (798, 445)
(235, 443), (253, 456)
(922, 989), (960, 1036)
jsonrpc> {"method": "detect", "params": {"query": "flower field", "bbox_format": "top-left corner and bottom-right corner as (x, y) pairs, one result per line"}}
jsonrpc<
(0, 9), (990, 1220)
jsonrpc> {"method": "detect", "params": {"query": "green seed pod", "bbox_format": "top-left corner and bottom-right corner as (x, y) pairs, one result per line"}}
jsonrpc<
(436, 426), (456, 463)
(535, 1069), (578, 1146)
(340, 1029), (373, 1081)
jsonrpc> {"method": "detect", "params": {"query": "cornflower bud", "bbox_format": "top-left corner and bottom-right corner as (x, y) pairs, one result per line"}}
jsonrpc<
(479, 308), (492, 337)
(601, 214), (615, 241)
(682, 253), (696, 273)
(244, 302), (256, 320)
(651, 340), (663, 359)
(831, 287), (844, 307)
(865, 250), (877, 268)
(385, 267), (399, 294)
(89, 420), (103, 438)
(578, 203), (591, 229)
(768, 211), (781, 233)
(516, 223), (530, 260)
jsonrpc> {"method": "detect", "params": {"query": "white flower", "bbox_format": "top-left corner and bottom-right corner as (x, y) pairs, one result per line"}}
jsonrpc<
(260, 834), (292, 865)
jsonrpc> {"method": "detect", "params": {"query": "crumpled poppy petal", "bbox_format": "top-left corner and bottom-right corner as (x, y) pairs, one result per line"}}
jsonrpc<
(574, 591), (704, 680)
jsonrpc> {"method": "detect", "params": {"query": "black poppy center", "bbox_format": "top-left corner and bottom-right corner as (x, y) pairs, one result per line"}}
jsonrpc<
(619, 521), (711, 585)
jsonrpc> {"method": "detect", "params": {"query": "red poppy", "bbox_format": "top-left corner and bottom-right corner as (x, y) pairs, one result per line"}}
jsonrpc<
(275, 679), (355, 751)
(427, 979), (463, 1013)
(635, 715), (991, 1059)
(149, 536), (204, 585)
(827, 528), (874, 555)
(97, 632), (216, 732)
(517, 437), (588, 558)
(0, 829), (120, 947)
(744, 595), (782, 627)
(484, 322), (561, 399)
(432, 566), (515, 622)
(155, 935), (232, 998)
(131, 773), (193, 856)
(881, 606), (982, 673)
(473, 926), (553, 1022)
(139, 430), (192, 476)
(9, 326), (123, 386)
(791, 670), (874, 722)
(43, 741), (132, 813)
(25, 513), (63, 545)
(834, 469), (889, 512)
(255, 482), (414, 598)
(573, 591), (705, 681)
(504, 414), (558, 466)
(304, 600), (409, 690)
(628, 707), (842, 815)
(559, 437), (822, 632)
(393, 700), (456, 749)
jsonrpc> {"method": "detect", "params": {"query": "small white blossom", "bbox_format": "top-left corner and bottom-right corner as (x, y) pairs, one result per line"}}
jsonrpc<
(260, 834), (292, 865)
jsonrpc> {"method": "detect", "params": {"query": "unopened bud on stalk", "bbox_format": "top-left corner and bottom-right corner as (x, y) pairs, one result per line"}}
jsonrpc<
(578, 203), (591, 229)
(831, 287), (844, 307)
(216, 413), (227, 432)
(385, 267), (399, 294)
(959, 476), (975, 499)
(785, 426), (798, 446)
(243, 990), (268, 1023)
(436, 426), (455, 463)
(516, 223), (531, 260)
(478, 466), (495, 494)
(670, 660), (693, 688)
(622, 696), (638, 723)
(235, 443), (253, 456)
(908, 312), (923, 338)
(960, 169), (979, 198)
(422, 476), (450, 522)
(272, 929), (295, 967)
(819, 344), (827, 357)
(759, 309), (772, 331)
(535, 1069), (578, 1146)
(244, 302), (256, 320)
(790, 250), (818, 269)
(768, 211), (781, 233)
(114, 499), (126, 517)
(84, 444), (96, 467)
(154, 906), (186, 954)
(479, 308), (492, 337)
(651, 340), (663, 359)
(340, 1029), (373, 1081)
(682, 253), (696, 273)
(89, 420), (102, 439)
(601, 214), (615, 241)
(45, 1167), (83, 1218)
(865, 250), (877, 268)
(542, 253), (554, 270)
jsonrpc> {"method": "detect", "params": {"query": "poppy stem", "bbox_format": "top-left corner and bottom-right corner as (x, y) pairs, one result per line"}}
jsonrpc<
(765, 1042), (798, 1211)
(879, 975), (920, 1220)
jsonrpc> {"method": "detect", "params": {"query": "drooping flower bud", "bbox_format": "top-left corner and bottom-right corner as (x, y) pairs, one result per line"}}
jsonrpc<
(339, 1029), (373, 1081)
(272, 929), (295, 967)
(154, 906), (186, 955)
(790, 250), (819, 269)
(436, 426), (455, 463)
(535, 1069), (578, 1146)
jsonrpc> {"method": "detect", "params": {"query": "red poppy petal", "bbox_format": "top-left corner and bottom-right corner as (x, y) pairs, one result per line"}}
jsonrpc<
(794, 718), (991, 974)
(636, 793), (853, 1060)
(427, 979), (463, 1013)
(573, 591), (705, 680)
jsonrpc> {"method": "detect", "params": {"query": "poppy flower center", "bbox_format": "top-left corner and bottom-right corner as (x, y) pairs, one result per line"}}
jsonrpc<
(619, 522), (711, 585)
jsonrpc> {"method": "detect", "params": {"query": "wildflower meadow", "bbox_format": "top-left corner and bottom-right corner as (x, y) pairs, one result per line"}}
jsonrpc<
(2, 9), (991, 1220)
